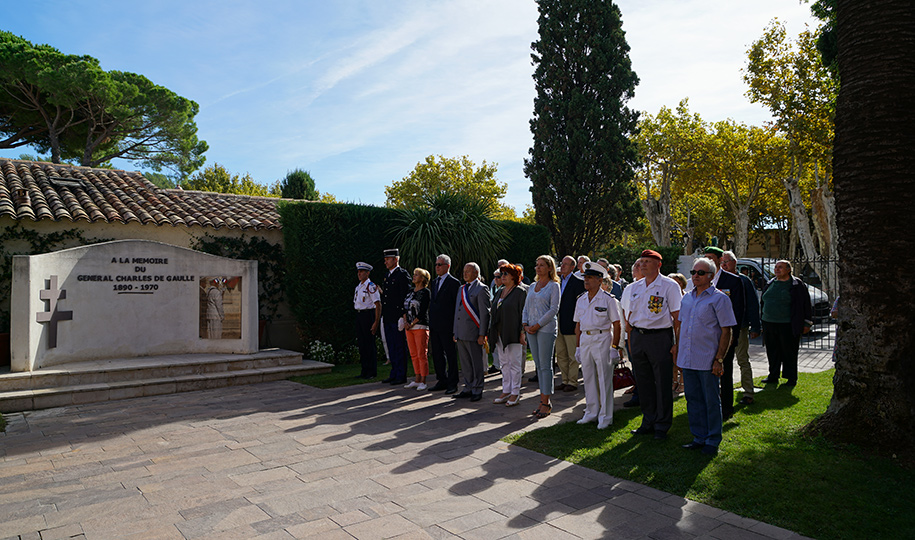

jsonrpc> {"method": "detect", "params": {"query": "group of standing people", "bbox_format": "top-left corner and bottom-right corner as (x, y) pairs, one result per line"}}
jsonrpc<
(352, 246), (812, 456)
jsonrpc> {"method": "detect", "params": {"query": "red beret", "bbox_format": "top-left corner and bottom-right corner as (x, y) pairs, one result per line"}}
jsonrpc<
(640, 249), (662, 261)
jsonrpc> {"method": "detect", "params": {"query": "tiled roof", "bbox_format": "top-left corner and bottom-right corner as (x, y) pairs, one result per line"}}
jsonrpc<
(0, 159), (283, 230)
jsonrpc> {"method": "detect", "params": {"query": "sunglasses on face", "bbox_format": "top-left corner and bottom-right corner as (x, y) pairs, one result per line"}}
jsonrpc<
(690, 270), (711, 276)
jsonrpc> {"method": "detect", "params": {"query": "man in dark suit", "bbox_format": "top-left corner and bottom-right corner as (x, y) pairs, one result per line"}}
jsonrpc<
(428, 254), (460, 393)
(380, 248), (412, 385)
(555, 255), (586, 391)
(703, 247), (746, 421)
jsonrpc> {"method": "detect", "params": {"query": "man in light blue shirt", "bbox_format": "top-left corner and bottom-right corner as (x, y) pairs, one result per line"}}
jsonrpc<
(676, 258), (737, 456)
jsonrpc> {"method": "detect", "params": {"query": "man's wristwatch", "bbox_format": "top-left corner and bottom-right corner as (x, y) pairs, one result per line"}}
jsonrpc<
(714, 357), (724, 364)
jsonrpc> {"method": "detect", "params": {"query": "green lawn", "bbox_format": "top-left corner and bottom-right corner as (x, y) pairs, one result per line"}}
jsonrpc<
(505, 370), (914, 540)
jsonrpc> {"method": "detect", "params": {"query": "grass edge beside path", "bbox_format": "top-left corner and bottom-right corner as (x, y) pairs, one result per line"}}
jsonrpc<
(506, 370), (914, 540)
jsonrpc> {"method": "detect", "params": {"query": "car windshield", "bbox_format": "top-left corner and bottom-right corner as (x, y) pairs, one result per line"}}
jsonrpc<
(763, 262), (776, 279)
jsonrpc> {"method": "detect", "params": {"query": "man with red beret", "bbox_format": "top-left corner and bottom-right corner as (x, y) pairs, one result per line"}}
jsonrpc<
(624, 249), (682, 440)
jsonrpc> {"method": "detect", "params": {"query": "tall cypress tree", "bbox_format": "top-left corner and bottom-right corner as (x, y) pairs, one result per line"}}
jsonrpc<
(524, 0), (643, 256)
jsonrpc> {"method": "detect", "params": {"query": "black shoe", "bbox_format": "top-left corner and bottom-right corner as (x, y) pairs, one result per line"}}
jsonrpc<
(390, 379), (407, 385)
(701, 445), (719, 456)
(682, 441), (704, 450)
(487, 366), (501, 374)
(631, 427), (653, 435)
(381, 377), (393, 383)
(654, 431), (668, 440)
(760, 377), (779, 384)
(782, 380), (797, 387)
(470, 393), (482, 402)
(722, 413), (732, 422)
(452, 391), (472, 399)
(428, 383), (448, 391)
(444, 387), (458, 395)
(623, 399), (640, 408)
(529, 375), (539, 383)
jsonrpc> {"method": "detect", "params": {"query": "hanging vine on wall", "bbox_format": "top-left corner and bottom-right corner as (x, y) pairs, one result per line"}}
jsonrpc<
(0, 225), (111, 333)
(191, 234), (286, 322)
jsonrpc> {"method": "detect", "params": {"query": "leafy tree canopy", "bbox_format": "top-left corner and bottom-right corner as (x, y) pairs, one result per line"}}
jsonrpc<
(385, 155), (514, 219)
(279, 168), (318, 200)
(181, 163), (278, 198)
(0, 31), (207, 177)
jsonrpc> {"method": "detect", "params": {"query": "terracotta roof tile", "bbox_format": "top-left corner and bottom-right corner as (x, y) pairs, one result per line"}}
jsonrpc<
(0, 159), (288, 231)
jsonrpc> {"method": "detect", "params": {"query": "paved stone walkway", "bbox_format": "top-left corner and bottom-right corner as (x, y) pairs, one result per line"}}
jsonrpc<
(0, 345), (826, 540)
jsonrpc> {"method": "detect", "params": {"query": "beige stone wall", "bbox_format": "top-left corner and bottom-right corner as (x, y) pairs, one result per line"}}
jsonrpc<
(1, 216), (301, 353)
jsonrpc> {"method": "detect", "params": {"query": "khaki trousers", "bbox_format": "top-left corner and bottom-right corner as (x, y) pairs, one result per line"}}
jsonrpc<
(735, 326), (754, 394)
(555, 333), (579, 386)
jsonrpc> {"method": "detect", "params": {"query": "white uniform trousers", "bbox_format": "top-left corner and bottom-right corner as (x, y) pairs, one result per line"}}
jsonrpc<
(579, 331), (615, 427)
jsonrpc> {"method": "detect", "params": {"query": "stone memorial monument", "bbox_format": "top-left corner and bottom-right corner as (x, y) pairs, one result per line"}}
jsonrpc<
(11, 239), (258, 371)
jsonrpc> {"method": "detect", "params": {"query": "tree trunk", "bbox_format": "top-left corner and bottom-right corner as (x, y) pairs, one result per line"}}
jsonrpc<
(811, 184), (839, 299)
(783, 173), (818, 261)
(734, 206), (750, 258)
(807, 0), (915, 453)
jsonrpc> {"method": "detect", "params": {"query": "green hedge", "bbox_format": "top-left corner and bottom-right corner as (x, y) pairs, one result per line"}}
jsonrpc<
(279, 202), (551, 349)
(597, 245), (684, 281)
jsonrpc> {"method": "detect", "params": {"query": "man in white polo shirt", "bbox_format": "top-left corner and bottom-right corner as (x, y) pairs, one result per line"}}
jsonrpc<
(625, 249), (682, 440)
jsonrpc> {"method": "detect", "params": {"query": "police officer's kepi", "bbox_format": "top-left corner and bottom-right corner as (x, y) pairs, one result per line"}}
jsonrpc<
(582, 261), (609, 279)
(383, 249), (399, 258)
(356, 262), (373, 271)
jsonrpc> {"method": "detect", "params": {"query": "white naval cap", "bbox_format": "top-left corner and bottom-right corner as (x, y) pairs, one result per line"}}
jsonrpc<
(356, 262), (373, 271)
(582, 261), (608, 279)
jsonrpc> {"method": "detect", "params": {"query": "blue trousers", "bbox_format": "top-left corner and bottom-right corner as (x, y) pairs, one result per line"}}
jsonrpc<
(682, 368), (723, 447)
(528, 329), (556, 396)
(381, 318), (408, 381)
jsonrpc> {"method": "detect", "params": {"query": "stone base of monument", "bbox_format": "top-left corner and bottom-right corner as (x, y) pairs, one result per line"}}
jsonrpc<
(0, 349), (332, 413)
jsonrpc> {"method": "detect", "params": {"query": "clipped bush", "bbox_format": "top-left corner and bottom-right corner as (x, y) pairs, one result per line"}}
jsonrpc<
(279, 201), (550, 349)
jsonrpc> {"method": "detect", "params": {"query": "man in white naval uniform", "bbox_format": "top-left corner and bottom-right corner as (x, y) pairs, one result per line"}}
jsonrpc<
(574, 262), (622, 429)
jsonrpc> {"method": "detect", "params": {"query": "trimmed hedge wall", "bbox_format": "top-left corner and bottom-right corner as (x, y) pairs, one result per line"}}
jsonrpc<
(597, 245), (684, 280)
(279, 202), (551, 349)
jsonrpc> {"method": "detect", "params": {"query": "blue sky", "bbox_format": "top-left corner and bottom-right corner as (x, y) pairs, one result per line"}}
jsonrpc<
(2, 0), (815, 212)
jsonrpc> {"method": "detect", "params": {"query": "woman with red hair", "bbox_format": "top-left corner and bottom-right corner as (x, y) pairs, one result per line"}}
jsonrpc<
(488, 264), (527, 407)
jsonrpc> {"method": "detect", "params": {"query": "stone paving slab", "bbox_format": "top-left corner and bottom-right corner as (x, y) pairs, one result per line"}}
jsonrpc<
(0, 345), (822, 539)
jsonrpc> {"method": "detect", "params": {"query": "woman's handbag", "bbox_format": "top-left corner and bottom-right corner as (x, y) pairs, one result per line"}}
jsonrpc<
(613, 359), (636, 390)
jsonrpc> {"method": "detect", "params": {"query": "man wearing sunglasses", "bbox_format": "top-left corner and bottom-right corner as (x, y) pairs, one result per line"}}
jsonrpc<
(702, 247), (746, 421)
(677, 258), (737, 456)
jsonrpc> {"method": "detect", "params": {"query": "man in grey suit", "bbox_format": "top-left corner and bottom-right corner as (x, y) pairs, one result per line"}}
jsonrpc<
(453, 262), (492, 402)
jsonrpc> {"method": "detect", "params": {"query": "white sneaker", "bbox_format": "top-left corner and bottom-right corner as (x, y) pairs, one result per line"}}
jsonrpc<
(416, 383), (427, 391)
(577, 417), (596, 425)
(404, 381), (419, 389)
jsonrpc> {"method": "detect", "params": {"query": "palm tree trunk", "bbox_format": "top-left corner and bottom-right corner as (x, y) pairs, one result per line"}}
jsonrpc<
(808, 0), (915, 451)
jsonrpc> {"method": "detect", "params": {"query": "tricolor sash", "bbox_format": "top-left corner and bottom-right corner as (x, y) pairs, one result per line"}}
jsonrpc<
(461, 284), (481, 328)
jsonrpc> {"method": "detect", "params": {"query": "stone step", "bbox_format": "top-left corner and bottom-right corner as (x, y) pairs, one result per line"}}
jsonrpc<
(0, 349), (311, 392)
(0, 350), (332, 412)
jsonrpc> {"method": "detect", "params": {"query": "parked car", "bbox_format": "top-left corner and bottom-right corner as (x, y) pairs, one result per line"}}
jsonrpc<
(736, 258), (831, 323)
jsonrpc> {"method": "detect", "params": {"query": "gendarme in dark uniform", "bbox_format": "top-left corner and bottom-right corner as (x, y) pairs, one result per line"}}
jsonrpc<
(380, 248), (412, 385)
(354, 262), (381, 379)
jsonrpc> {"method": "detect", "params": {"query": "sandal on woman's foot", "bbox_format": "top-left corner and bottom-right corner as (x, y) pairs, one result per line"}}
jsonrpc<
(534, 404), (552, 419)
